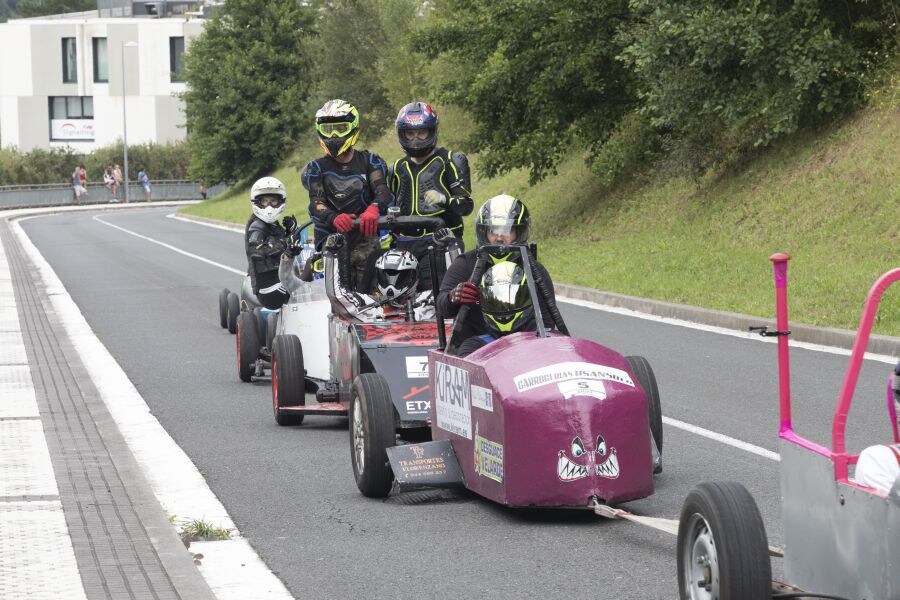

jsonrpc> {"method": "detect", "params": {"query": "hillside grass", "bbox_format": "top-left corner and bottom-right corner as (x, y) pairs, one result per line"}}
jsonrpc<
(182, 104), (899, 338)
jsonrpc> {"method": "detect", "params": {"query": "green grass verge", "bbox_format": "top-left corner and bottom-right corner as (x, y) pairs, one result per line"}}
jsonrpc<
(182, 104), (899, 337)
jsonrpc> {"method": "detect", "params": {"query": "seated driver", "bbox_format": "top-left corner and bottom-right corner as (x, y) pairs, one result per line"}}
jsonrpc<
(854, 362), (900, 494)
(322, 233), (434, 322)
(437, 194), (568, 348)
(245, 177), (298, 310)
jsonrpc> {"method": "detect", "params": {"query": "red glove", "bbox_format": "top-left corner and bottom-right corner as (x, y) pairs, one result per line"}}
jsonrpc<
(359, 204), (380, 237)
(450, 281), (480, 305)
(332, 212), (355, 233)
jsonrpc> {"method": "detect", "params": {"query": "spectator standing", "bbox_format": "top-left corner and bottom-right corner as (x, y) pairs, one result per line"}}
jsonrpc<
(72, 163), (87, 204)
(137, 167), (152, 202)
(199, 181), (208, 200)
(103, 163), (119, 202)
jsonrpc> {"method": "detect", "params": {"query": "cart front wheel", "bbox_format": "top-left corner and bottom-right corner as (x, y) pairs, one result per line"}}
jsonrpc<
(677, 481), (771, 600)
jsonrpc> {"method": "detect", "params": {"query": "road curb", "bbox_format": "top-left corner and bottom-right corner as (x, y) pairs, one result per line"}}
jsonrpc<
(556, 282), (898, 357)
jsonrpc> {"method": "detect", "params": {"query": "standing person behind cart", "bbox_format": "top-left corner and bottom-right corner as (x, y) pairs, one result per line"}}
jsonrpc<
(301, 99), (391, 291)
(246, 176), (297, 310)
(436, 194), (567, 351)
(388, 101), (473, 289)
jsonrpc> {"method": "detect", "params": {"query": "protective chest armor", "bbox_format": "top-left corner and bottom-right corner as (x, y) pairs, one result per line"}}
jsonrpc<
(322, 171), (367, 213)
(246, 219), (284, 283)
(395, 154), (449, 216)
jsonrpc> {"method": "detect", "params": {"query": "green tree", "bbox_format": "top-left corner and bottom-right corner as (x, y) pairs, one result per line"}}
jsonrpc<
(622, 0), (898, 175)
(415, 0), (636, 183)
(181, 0), (316, 183)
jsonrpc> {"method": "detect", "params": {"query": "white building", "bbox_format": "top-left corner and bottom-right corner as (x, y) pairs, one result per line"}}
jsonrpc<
(0, 6), (206, 151)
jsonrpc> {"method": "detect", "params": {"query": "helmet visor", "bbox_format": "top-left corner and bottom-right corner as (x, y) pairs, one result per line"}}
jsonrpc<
(401, 128), (431, 141)
(317, 121), (354, 138)
(253, 194), (285, 208)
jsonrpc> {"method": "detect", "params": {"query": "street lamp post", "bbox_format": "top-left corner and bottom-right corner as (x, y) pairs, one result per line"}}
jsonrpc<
(121, 41), (137, 203)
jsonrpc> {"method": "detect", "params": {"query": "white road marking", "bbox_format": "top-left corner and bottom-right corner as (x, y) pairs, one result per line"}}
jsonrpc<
(559, 296), (897, 364)
(662, 416), (780, 462)
(92, 214), (245, 275)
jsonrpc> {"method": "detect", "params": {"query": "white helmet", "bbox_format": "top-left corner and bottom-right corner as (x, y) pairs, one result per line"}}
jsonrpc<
(375, 249), (419, 306)
(250, 177), (287, 224)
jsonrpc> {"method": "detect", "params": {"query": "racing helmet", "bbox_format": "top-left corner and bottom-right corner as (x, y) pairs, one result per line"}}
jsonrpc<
(315, 99), (360, 158)
(375, 249), (419, 306)
(396, 102), (438, 158)
(480, 261), (535, 337)
(475, 194), (530, 257)
(250, 176), (287, 224)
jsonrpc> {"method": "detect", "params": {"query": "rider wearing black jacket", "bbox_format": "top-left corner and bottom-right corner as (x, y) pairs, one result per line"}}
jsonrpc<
(246, 177), (291, 310)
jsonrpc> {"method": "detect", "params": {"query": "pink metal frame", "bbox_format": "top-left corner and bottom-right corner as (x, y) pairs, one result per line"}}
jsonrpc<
(769, 253), (900, 482)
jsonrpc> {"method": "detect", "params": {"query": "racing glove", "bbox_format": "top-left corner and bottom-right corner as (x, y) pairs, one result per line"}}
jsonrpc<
(332, 212), (355, 233)
(420, 189), (446, 214)
(450, 281), (480, 305)
(324, 233), (345, 253)
(282, 215), (298, 236)
(359, 204), (380, 237)
(432, 227), (456, 248)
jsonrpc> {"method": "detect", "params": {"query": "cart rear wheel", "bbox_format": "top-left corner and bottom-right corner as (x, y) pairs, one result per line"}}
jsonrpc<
(236, 311), (259, 383)
(626, 355), (662, 456)
(350, 373), (396, 498)
(218, 289), (230, 328)
(266, 311), (279, 351)
(677, 481), (771, 600)
(226, 292), (240, 334)
(271, 334), (305, 426)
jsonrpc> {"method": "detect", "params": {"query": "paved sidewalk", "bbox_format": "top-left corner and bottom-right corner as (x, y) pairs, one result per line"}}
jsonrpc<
(0, 220), (217, 600)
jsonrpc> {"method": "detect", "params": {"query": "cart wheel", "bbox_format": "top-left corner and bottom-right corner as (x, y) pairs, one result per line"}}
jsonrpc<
(626, 355), (663, 457)
(271, 334), (304, 426)
(253, 307), (267, 343)
(236, 311), (259, 383)
(218, 289), (230, 328)
(226, 292), (240, 334)
(350, 373), (396, 498)
(677, 481), (771, 600)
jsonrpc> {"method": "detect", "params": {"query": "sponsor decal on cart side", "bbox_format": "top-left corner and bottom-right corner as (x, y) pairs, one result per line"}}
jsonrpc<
(557, 379), (606, 400)
(406, 356), (429, 378)
(434, 361), (472, 439)
(470, 384), (493, 412)
(473, 424), (503, 483)
(514, 362), (634, 393)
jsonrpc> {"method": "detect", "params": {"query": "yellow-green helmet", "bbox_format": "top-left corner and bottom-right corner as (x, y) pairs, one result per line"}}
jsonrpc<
(315, 99), (360, 158)
(480, 261), (535, 337)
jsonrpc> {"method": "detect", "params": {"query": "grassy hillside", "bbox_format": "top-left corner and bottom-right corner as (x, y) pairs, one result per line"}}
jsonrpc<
(182, 104), (899, 337)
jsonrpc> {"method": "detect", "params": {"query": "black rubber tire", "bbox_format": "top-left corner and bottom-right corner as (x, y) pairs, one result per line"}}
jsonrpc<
(350, 373), (396, 497)
(677, 481), (771, 600)
(266, 311), (278, 351)
(626, 355), (663, 456)
(271, 334), (305, 426)
(226, 292), (240, 334)
(253, 307), (267, 344)
(218, 288), (230, 328)
(236, 311), (259, 383)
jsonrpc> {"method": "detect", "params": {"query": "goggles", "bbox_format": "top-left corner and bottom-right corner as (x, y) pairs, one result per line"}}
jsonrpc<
(401, 129), (431, 141)
(316, 121), (354, 138)
(253, 195), (285, 208)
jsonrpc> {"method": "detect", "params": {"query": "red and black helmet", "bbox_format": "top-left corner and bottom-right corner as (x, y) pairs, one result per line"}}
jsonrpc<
(395, 102), (438, 158)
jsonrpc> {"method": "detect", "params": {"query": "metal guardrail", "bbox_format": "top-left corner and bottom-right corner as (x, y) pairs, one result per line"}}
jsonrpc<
(0, 180), (230, 210)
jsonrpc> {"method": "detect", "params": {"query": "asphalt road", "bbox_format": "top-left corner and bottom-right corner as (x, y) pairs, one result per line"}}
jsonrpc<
(20, 207), (893, 599)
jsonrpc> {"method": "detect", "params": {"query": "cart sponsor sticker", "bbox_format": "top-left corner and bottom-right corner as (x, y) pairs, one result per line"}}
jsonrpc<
(474, 424), (503, 483)
(386, 441), (463, 486)
(470, 384), (493, 412)
(514, 362), (633, 393)
(434, 362), (472, 439)
(406, 356), (429, 379)
(557, 379), (606, 400)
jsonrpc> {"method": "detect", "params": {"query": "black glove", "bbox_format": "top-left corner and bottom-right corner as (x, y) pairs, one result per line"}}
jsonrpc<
(284, 242), (302, 258)
(324, 233), (345, 253)
(282, 215), (298, 236)
(432, 227), (456, 247)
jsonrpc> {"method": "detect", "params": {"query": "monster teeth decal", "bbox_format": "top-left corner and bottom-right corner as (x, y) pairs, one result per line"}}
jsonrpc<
(557, 452), (590, 481)
(595, 449), (620, 479)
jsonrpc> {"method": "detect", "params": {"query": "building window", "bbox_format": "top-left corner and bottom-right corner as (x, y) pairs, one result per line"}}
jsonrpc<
(62, 38), (77, 83)
(49, 96), (95, 141)
(93, 38), (108, 83)
(169, 36), (185, 82)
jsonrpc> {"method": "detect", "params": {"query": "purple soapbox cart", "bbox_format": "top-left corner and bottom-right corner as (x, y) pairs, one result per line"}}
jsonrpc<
(349, 244), (663, 509)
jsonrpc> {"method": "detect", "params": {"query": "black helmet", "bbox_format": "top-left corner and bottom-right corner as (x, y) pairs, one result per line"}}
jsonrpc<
(375, 249), (419, 307)
(315, 99), (360, 158)
(480, 261), (535, 337)
(475, 194), (530, 258)
(395, 102), (438, 158)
